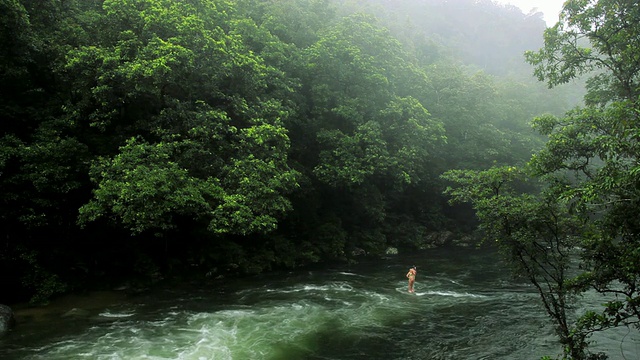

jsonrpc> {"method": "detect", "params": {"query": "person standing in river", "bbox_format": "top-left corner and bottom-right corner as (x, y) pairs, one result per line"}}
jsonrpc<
(406, 266), (417, 293)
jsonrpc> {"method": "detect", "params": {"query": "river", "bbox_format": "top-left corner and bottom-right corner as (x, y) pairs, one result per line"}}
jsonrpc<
(0, 246), (637, 360)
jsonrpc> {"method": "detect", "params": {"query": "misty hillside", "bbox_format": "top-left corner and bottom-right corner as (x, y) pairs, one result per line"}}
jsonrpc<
(334, 0), (548, 76)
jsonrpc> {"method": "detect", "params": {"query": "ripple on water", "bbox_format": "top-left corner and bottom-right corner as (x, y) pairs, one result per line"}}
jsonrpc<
(3, 248), (639, 360)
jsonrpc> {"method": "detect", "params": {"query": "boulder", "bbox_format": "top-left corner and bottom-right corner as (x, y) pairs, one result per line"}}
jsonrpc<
(385, 247), (398, 255)
(451, 234), (478, 248)
(0, 304), (16, 334)
(425, 230), (455, 247)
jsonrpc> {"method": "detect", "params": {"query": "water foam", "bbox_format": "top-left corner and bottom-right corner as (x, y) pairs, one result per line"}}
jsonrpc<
(418, 290), (487, 298)
(98, 311), (135, 318)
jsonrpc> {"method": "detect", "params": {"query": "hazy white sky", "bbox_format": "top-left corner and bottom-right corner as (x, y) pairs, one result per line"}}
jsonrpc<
(496, 0), (565, 26)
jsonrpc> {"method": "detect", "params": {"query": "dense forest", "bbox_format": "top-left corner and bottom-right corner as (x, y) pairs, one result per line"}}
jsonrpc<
(1, 0), (570, 304)
(3, 1), (640, 357)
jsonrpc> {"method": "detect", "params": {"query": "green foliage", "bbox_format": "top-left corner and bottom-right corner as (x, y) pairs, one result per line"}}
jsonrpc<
(0, 0), (32, 103)
(248, 0), (336, 48)
(526, 0), (640, 345)
(442, 166), (598, 359)
(286, 13), (449, 255)
(479, 0), (640, 358)
(16, 246), (69, 306)
(64, 0), (301, 237)
(525, 0), (640, 103)
(422, 62), (550, 171)
(79, 138), (220, 234)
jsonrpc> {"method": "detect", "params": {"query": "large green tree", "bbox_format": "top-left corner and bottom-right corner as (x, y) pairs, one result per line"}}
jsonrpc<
(66, 0), (300, 260)
(525, 0), (640, 342)
(287, 14), (446, 255)
(443, 1), (640, 358)
(442, 166), (599, 359)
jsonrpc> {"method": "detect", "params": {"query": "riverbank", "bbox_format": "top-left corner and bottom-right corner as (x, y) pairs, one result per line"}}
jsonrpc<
(10, 290), (130, 325)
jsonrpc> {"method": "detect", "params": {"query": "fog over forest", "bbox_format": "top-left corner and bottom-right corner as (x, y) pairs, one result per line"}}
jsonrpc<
(1, 0), (577, 301)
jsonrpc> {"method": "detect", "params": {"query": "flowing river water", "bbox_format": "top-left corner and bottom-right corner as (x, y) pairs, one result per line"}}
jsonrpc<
(1, 246), (638, 360)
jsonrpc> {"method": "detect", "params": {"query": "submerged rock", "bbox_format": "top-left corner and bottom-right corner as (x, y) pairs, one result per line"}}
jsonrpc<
(62, 308), (90, 318)
(0, 304), (16, 334)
